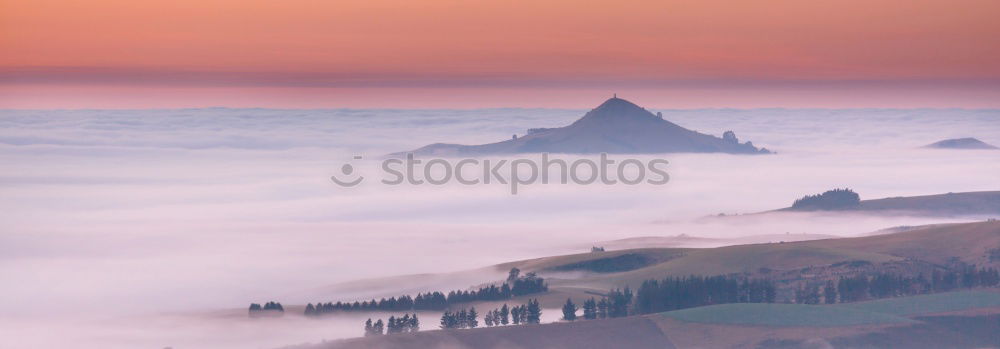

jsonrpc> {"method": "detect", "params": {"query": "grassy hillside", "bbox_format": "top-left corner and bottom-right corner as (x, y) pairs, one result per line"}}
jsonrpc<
(858, 191), (1000, 215)
(520, 243), (898, 291)
(828, 314), (1000, 349)
(566, 221), (992, 285)
(310, 292), (1000, 349)
(479, 221), (999, 309)
(608, 243), (897, 280)
(496, 248), (688, 274)
(798, 220), (1000, 265)
(659, 291), (1000, 327)
(309, 221), (997, 311)
(296, 222), (1000, 349)
(659, 303), (914, 327)
(838, 290), (1000, 316)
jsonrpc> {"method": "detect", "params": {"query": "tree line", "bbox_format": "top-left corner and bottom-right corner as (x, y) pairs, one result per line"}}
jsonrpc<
(363, 300), (542, 335)
(467, 276), (769, 326)
(353, 266), (1000, 337)
(306, 268), (546, 316)
(481, 299), (541, 327)
(633, 275), (776, 315)
(363, 313), (420, 336)
(441, 300), (544, 329)
(795, 265), (1000, 304)
(439, 307), (480, 329)
(354, 275), (773, 331)
(248, 301), (284, 317)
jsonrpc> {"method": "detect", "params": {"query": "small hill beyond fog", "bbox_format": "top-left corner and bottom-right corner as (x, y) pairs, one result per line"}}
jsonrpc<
(769, 190), (1000, 216)
(399, 97), (770, 156)
(788, 188), (861, 211)
(924, 137), (998, 149)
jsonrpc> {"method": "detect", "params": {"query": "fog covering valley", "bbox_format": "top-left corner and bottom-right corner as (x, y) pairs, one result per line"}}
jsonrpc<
(2, 106), (999, 348)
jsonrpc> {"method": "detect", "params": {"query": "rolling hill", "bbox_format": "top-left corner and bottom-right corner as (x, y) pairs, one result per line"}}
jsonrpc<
(281, 221), (1000, 349)
(296, 221), (999, 316)
(497, 221), (999, 293)
(795, 220), (1000, 265)
(856, 191), (1000, 216)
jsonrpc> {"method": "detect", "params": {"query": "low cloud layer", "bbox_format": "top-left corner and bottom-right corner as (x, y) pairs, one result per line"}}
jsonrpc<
(1, 107), (998, 348)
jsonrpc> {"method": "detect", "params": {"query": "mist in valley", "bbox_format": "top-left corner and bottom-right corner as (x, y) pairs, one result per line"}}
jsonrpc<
(1, 106), (999, 348)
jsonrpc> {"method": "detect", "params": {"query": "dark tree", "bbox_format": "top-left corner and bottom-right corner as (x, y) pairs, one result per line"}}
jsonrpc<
(797, 284), (821, 304)
(596, 298), (609, 319)
(764, 281), (777, 303)
(607, 288), (632, 318)
(518, 305), (529, 323)
(440, 311), (456, 329)
(561, 298), (577, 321)
(457, 309), (468, 329)
(467, 307), (479, 328)
(398, 314), (411, 333)
(526, 299), (542, 324)
(507, 268), (521, 283)
(582, 298), (597, 320)
(364, 318), (374, 337)
(387, 316), (396, 333)
(499, 304), (510, 325)
(484, 311), (495, 327)
(824, 280), (838, 304)
(838, 274), (870, 302)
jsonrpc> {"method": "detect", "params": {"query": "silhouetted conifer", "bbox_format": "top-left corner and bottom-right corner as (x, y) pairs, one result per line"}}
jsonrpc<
(467, 307), (479, 328)
(526, 299), (541, 324)
(499, 304), (510, 325)
(582, 298), (597, 320)
(364, 318), (374, 337)
(824, 280), (838, 304)
(561, 298), (577, 321)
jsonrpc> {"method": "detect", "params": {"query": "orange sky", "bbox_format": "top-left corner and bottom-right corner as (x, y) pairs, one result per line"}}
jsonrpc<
(2, 0), (999, 108)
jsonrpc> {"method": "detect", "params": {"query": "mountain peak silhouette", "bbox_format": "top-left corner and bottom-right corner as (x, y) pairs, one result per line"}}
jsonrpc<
(575, 97), (655, 122)
(400, 97), (771, 156)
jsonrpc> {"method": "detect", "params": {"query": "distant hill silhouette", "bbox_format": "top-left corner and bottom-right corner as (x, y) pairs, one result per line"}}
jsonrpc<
(399, 97), (770, 156)
(789, 188), (861, 211)
(771, 190), (1000, 216)
(924, 138), (998, 149)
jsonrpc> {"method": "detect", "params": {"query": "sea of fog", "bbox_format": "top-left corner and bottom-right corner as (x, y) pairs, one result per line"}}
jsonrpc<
(1, 107), (999, 348)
